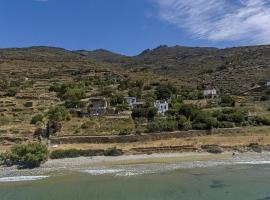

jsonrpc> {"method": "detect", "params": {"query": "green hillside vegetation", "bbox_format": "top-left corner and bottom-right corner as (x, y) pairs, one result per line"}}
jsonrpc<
(0, 45), (270, 142)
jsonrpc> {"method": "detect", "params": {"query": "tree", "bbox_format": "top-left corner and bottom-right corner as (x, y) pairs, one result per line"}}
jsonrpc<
(220, 95), (235, 107)
(178, 104), (200, 120)
(110, 93), (124, 106)
(48, 106), (70, 122)
(131, 107), (158, 120)
(0, 143), (49, 168)
(155, 84), (177, 100)
(49, 82), (86, 108)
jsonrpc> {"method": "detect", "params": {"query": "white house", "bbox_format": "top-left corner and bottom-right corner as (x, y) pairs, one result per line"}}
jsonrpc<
(265, 80), (270, 87)
(203, 88), (218, 99)
(154, 100), (169, 115)
(124, 97), (137, 108)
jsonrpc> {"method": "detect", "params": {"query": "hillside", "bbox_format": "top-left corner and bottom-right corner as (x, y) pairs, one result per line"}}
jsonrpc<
(2, 44), (270, 95)
(77, 45), (270, 94)
(1, 45), (270, 153)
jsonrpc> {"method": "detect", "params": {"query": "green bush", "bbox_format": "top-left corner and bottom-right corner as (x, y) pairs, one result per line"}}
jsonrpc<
(178, 115), (188, 130)
(155, 84), (177, 100)
(178, 104), (200, 120)
(1, 143), (49, 168)
(147, 119), (178, 132)
(193, 111), (218, 129)
(50, 148), (123, 159)
(220, 95), (235, 107)
(192, 122), (208, 130)
(48, 106), (70, 122)
(116, 103), (129, 112)
(50, 82), (86, 108)
(31, 114), (44, 125)
(110, 94), (124, 106)
(182, 120), (192, 131)
(216, 109), (245, 124)
(50, 149), (104, 159)
(132, 107), (158, 120)
(201, 145), (223, 154)
(250, 116), (270, 126)
(6, 87), (19, 97)
(104, 148), (123, 156)
(218, 121), (235, 128)
(187, 90), (204, 100)
(119, 128), (132, 135)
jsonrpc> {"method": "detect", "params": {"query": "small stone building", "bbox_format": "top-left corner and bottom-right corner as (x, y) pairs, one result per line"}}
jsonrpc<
(265, 80), (270, 87)
(203, 88), (218, 99)
(154, 100), (169, 115)
(87, 97), (115, 116)
(124, 97), (137, 108)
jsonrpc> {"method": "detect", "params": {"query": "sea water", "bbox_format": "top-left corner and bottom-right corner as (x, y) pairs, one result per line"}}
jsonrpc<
(1, 163), (270, 200)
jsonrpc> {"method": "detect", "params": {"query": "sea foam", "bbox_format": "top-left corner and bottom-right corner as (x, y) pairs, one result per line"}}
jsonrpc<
(0, 176), (49, 183)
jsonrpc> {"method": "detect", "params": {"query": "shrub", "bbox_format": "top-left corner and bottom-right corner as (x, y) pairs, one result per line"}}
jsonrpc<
(131, 107), (158, 120)
(167, 109), (178, 116)
(201, 145), (223, 154)
(230, 112), (245, 123)
(50, 82), (86, 108)
(48, 106), (70, 122)
(182, 120), (192, 131)
(220, 95), (235, 107)
(50, 149), (104, 159)
(178, 115), (188, 130)
(116, 103), (129, 112)
(155, 84), (177, 100)
(1, 143), (49, 168)
(147, 107), (158, 119)
(178, 104), (199, 120)
(6, 87), (18, 97)
(110, 94), (124, 106)
(50, 148), (123, 159)
(119, 128), (132, 135)
(205, 117), (219, 129)
(104, 148), (123, 156)
(250, 116), (270, 126)
(147, 119), (177, 132)
(216, 109), (246, 124)
(193, 111), (218, 129)
(187, 90), (204, 100)
(192, 122), (208, 130)
(31, 114), (45, 125)
(132, 108), (148, 119)
(218, 121), (234, 128)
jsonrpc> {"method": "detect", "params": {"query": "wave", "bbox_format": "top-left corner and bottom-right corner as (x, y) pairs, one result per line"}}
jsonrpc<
(0, 176), (49, 183)
(235, 161), (270, 165)
(82, 159), (270, 177)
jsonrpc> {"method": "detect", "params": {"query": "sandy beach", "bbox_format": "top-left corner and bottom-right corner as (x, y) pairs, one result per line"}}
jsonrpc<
(1, 151), (270, 179)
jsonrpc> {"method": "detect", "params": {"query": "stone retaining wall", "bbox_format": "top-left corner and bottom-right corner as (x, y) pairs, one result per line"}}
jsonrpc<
(50, 127), (270, 145)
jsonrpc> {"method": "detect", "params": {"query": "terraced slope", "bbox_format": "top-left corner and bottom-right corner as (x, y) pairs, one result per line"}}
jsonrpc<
(77, 45), (270, 94)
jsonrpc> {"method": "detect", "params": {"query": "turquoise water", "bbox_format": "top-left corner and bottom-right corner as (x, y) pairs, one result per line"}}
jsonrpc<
(1, 164), (270, 200)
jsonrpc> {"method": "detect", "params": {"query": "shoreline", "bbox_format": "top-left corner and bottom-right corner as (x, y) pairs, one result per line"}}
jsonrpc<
(1, 151), (270, 180)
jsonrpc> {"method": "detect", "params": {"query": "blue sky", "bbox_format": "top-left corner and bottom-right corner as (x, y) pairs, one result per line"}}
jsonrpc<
(1, 0), (270, 55)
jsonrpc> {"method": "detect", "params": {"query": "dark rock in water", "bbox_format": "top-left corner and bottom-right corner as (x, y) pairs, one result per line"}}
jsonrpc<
(210, 180), (227, 189)
(257, 197), (270, 200)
